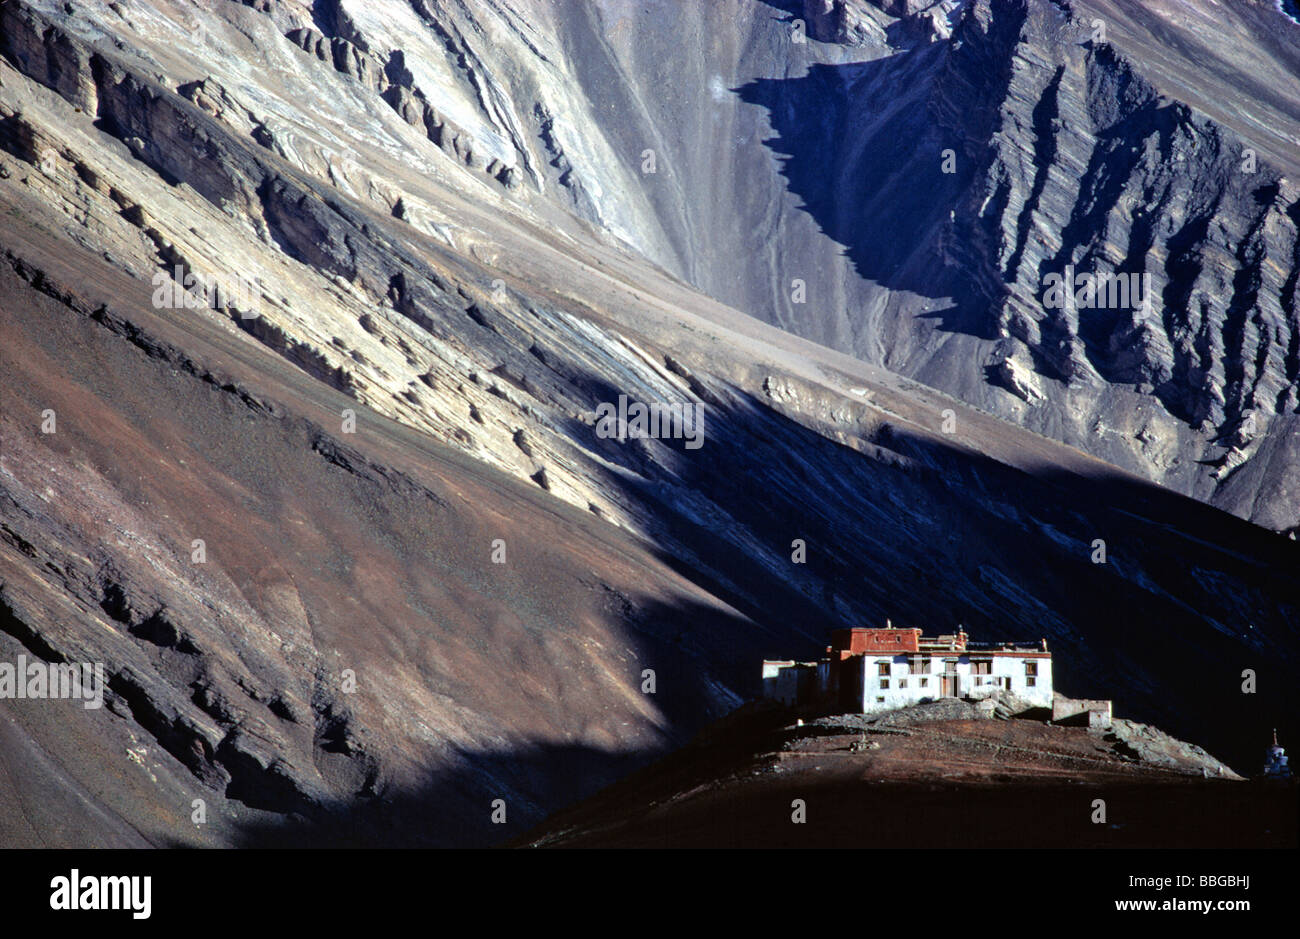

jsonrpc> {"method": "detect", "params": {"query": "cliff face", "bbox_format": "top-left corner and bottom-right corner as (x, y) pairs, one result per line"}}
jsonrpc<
(0, 0), (1297, 846)
(921, 0), (1300, 531)
(547, 0), (1300, 532)
(8, 0), (1296, 526)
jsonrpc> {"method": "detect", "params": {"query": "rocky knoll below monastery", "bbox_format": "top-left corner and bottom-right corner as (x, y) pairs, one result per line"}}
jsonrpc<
(518, 700), (1295, 848)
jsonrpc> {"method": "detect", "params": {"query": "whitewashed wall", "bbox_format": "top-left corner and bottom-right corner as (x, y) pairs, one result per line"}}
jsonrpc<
(855, 654), (1053, 712)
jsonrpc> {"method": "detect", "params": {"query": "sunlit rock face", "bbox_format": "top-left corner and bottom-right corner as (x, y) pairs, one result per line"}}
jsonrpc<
(0, 0), (1297, 846)
(506, 0), (1300, 534)
(6, 0), (1300, 528)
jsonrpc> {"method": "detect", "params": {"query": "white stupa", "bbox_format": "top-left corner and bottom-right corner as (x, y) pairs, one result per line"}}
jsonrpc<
(1263, 729), (1291, 779)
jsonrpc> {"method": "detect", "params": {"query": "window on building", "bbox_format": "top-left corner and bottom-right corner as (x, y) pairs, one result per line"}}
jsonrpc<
(879, 679), (889, 690)
(900, 679), (908, 688)
(1025, 661), (1038, 676)
(1026, 676), (1036, 687)
(877, 661), (891, 676)
(920, 678), (929, 688)
(908, 656), (931, 675)
(876, 696), (885, 703)
(972, 659), (991, 675)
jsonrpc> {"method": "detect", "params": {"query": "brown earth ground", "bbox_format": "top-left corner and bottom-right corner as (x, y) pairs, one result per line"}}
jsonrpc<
(518, 706), (1299, 848)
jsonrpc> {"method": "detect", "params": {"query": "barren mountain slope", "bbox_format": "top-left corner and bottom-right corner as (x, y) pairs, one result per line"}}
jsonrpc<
(0, 239), (770, 846)
(7, 0), (1300, 524)
(0, 0), (1297, 847)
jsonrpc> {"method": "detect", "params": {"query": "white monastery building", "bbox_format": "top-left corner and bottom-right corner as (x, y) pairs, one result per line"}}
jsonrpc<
(762, 625), (1054, 714)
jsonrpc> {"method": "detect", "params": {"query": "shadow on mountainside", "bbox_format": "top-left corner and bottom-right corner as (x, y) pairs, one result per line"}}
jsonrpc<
(215, 366), (1300, 847)
(737, 0), (1030, 341)
(5, 251), (1297, 849)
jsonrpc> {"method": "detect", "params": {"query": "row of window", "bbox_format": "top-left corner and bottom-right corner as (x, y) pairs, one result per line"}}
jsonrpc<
(876, 659), (1040, 677)
(877, 675), (1037, 690)
(873, 678), (1039, 702)
(879, 677), (933, 689)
